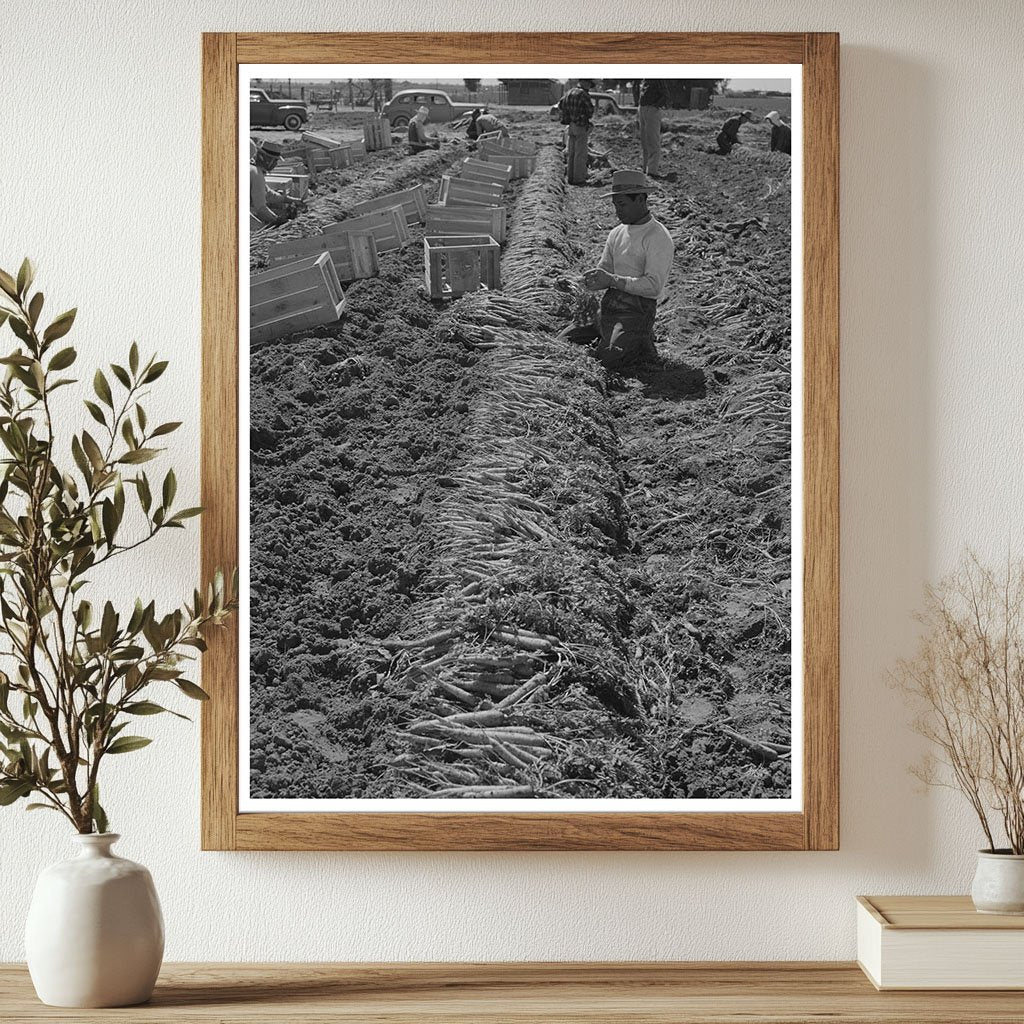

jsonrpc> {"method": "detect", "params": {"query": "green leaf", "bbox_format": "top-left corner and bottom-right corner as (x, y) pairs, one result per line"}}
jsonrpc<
(0, 779), (33, 805)
(81, 431), (105, 472)
(136, 404), (147, 432)
(143, 361), (168, 383)
(176, 679), (210, 701)
(168, 507), (203, 524)
(91, 785), (108, 834)
(27, 292), (43, 328)
(121, 418), (137, 450)
(8, 317), (31, 345)
(0, 269), (18, 300)
(93, 369), (113, 409)
(100, 602), (117, 647)
(110, 363), (131, 389)
(118, 448), (157, 465)
(150, 421), (181, 438)
(162, 468), (176, 509)
(105, 735), (152, 755)
(16, 258), (35, 299)
(101, 498), (117, 547)
(42, 308), (76, 344)
(47, 346), (76, 371)
(84, 400), (107, 427)
(129, 342), (139, 376)
(71, 435), (92, 484)
(136, 473), (152, 513)
(26, 802), (61, 813)
(124, 700), (189, 722)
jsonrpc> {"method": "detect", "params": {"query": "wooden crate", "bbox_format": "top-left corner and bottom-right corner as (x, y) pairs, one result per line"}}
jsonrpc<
(250, 252), (345, 345)
(363, 114), (392, 152)
(437, 175), (504, 209)
(478, 140), (537, 178)
(424, 203), (507, 245)
(484, 137), (537, 155)
(324, 205), (409, 253)
(424, 235), (501, 300)
(265, 230), (378, 283)
(303, 146), (351, 171)
(265, 173), (310, 200)
(459, 158), (512, 190)
(348, 184), (428, 226)
(347, 139), (368, 161)
(301, 130), (344, 149)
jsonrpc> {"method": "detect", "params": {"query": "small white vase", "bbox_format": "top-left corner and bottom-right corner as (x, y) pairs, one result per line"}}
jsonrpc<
(25, 833), (164, 1007)
(971, 849), (1024, 915)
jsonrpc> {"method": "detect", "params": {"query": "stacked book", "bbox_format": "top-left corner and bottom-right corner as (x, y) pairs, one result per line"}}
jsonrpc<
(857, 895), (1024, 989)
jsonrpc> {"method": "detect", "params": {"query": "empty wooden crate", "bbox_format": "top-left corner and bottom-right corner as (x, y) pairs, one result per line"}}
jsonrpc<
(478, 140), (537, 178)
(458, 158), (512, 190)
(437, 175), (504, 208)
(424, 234), (500, 300)
(325, 206), (409, 253)
(301, 130), (345, 149)
(250, 252), (346, 345)
(425, 204), (507, 245)
(348, 183), (428, 226)
(265, 173), (310, 200)
(363, 115), (392, 152)
(265, 230), (378, 283)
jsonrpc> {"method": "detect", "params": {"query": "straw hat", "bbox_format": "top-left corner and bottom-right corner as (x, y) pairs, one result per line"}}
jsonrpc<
(416, 105), (430, 118)
(600, 169), (659, 198)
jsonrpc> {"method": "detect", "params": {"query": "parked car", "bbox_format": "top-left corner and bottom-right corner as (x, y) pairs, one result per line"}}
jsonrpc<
(382, 89), (479, 128)
(549, 92), (635, 118)
(249, 89), (309, 132)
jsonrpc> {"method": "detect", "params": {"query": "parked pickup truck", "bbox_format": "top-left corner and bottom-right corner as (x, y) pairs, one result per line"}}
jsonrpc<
(249, 89), (309, 132)
(382, 89), (479, 128)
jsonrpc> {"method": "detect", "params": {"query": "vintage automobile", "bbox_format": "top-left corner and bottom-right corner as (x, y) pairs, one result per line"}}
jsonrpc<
(382, 89), (479, 128)
(549, 92), (635, 118)
(249, 89), (309, 132)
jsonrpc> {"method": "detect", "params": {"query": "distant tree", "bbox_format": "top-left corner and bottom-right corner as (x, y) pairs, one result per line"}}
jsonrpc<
(464, 78), (481, 94)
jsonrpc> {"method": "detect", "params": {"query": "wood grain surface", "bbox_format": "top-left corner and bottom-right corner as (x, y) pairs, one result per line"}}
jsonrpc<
(3, 962), (1021, 1023)
(201, 32), (840, 851)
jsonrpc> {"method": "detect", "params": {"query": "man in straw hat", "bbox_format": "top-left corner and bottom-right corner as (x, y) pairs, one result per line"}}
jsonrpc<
(558, 169), (675, 369)
(408, 105), (440, 153)
(765, 110), (791, 155)
(713, 109), (755, 155)
(557, 78), (596, 185)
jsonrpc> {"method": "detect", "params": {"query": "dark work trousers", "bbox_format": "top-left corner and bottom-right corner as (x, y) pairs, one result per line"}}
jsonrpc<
(558, 288), (658, 369)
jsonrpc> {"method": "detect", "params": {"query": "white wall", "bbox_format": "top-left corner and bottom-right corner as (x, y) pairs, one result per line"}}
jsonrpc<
(2, 0), (1023, 962)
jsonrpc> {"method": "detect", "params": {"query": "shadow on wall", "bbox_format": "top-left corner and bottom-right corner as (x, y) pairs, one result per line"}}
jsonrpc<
(838, 46), (937, 869)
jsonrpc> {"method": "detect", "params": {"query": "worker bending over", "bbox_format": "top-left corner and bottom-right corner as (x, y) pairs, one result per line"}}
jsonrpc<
(467, 108), (510, 140)
(250, 140), (300, 226)
(713, 110), (754, 155)
(765, 110), (791, 155)
(558, 170), (675, 369)
(408, 106), (441, 153)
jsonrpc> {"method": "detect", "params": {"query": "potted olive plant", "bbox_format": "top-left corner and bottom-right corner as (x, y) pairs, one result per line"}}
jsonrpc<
(0, 260), (235, 1005)
(896, 552), (1024, 914)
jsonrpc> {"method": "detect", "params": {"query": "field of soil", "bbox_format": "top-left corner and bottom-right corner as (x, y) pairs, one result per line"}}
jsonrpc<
(248, 105), (793, 801)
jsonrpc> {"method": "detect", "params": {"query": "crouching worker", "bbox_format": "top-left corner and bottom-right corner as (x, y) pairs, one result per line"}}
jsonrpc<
(468, 108), (510, 140)
(250, 140), (301, 226)
(408, 106), (441, 153)
(558, 170), (674, 370)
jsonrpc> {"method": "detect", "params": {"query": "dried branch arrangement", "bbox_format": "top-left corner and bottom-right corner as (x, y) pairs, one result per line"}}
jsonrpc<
(895, 553), (1024, 853)
(0, 260), (235, 833)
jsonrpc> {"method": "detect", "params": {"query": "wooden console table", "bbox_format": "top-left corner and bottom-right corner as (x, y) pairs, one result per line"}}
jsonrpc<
(2, 962), (1023, 1022)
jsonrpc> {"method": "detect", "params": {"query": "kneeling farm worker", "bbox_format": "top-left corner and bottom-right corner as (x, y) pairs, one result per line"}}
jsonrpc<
(558, 170), (675, 369)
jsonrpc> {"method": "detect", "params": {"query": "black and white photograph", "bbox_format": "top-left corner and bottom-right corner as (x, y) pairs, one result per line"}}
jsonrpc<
(243, 64), (800, 809)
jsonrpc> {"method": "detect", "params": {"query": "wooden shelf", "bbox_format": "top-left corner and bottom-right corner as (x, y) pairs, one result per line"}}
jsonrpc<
(3, 962), (1024, 1022)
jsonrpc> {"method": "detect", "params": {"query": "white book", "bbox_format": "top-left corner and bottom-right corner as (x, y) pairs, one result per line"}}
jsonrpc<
(857, 895), (1024, 990)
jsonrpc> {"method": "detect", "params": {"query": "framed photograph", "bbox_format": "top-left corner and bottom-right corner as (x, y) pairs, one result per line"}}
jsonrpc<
(201, 32), (838, 850)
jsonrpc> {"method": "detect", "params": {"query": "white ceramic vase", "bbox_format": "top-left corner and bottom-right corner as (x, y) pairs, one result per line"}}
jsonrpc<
(25, 833), (164, 1007)
(971, 849), (1024, 914)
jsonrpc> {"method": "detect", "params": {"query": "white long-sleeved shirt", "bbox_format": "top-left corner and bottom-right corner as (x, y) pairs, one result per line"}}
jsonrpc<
(598, 216), (675, 299)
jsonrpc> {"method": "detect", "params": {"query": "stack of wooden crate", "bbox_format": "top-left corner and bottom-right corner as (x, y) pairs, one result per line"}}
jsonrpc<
(478, 138), (537, 179)
(424, 204), (506, 245)
(326, 206), (409, 253)
(265, 230), (379, 285)
(348, 184), (428, 227)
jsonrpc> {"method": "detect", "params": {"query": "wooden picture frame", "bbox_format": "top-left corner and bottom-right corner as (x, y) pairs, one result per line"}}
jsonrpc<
(202, 32), (838, 851)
